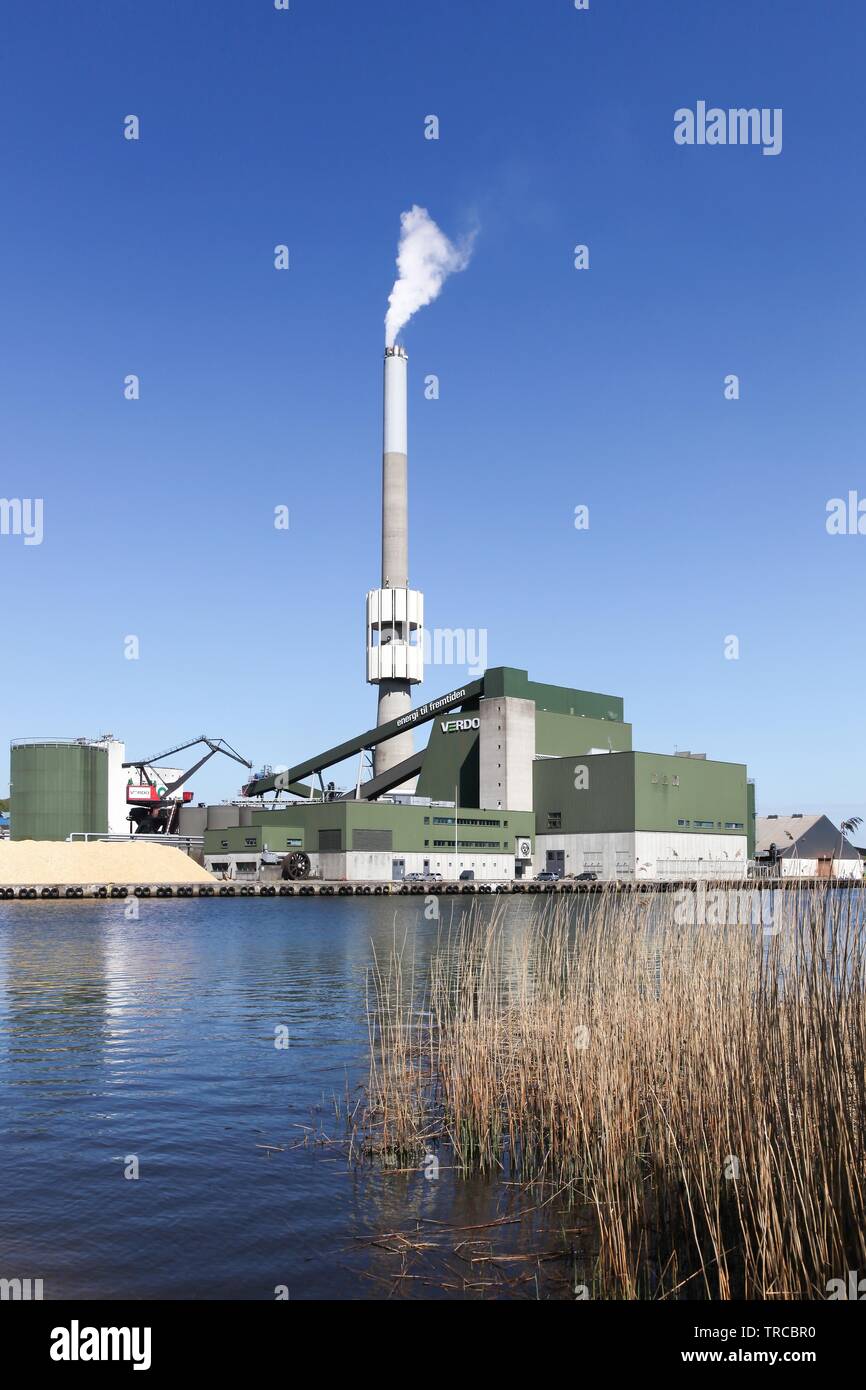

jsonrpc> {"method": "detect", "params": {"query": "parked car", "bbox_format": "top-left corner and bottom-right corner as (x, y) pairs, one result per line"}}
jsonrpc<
(458, 869), (475, 881)
(428, 872), (443, 881)
(403, 872), (424, 882)
(573, 871), (598, 882)
(535, 869), (561, 881)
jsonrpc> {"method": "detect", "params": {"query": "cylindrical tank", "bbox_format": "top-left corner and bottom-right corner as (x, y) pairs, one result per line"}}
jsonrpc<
(178, 806), (207, 838)
(239, 807), (253, 826)
(10, 740), (108, 841)
(206, 805), (240, 830)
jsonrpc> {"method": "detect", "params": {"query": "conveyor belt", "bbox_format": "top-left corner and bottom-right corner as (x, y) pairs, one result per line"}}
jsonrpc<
(244, 679), (484, 797)
(336, 750), (425, 801)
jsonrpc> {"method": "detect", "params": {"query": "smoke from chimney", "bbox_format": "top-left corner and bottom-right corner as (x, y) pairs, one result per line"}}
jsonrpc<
(384, 205), (474, 347)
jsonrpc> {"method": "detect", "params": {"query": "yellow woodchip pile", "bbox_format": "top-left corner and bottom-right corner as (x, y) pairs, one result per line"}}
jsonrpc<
(0, 840), (217, 886)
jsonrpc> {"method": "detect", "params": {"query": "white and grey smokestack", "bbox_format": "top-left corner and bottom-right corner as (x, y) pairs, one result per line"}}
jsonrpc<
(366, 344), (424, 777)
(381, 344), (409, 593)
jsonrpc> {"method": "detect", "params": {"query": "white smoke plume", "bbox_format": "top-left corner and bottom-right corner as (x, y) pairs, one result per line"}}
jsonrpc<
(384, 206), (473, 347)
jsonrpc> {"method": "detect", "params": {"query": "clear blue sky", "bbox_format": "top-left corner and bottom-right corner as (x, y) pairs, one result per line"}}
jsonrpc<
(1, 0), (864, 824)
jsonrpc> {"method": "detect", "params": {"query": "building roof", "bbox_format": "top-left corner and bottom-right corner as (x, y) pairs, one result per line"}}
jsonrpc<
(755, 814), (859, 859)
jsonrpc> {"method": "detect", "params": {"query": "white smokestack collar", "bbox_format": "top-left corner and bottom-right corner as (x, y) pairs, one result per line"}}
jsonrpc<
(383, 347), (408, 458)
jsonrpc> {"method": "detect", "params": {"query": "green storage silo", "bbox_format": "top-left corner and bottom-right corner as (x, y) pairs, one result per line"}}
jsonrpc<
(10, 740), (109, 841)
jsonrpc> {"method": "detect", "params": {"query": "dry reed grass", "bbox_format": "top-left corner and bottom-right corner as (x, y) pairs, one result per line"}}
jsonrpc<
(359, 883), (866, 1298)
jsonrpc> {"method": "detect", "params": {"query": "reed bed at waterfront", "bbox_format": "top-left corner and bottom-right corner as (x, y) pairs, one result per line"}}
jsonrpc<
(360, 884), (866, 1298)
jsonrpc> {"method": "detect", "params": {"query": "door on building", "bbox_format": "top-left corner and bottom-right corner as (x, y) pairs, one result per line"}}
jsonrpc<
(817, 855), (832, 879)
(546, 849), (565, 877)
(392, 858), (406, 881)
(423, 859), (430, 877)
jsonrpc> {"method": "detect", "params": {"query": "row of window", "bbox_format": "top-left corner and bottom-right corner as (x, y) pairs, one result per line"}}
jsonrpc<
(432, 839), (501, 850)
(545, 813), (745, 833)
(427, 815), (507, 827)
(678, 819), (744, 830)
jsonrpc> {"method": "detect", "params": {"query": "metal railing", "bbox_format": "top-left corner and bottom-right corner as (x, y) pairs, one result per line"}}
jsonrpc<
(655, 860), (749, 881)
(11, 736), (118, 748)
(66, 832), (204, 853)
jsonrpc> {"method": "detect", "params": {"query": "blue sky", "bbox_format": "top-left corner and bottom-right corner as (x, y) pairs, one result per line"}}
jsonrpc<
(1, 0), (864, 824)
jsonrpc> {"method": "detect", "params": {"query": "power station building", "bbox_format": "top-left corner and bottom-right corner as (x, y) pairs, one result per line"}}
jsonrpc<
(202, 667), (754, 882)
(7, 347), (757, 883)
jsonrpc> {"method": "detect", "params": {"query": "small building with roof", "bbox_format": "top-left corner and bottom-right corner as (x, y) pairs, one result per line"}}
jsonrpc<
(755, 814), (862, 879)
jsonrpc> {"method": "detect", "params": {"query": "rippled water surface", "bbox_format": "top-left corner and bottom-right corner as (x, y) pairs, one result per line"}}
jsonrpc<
(0, 896), (569, 1300)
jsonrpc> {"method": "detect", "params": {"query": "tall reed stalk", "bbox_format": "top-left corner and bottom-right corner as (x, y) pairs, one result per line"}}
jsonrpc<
(361, 884), (866, 1298)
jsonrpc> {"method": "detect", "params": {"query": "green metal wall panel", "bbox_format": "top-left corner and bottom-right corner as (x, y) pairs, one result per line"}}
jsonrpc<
(416, 681), (630, 803)
(535, 710), (632, 757)
(203, 802), (535, 857)
(533, 754), (635, 835)
(483, 668), (624, 722)
(10, 742), (108, 841)
(533, 752), (750, 838)
(633, 753), (748, 835)
(414, 701), (480, 804)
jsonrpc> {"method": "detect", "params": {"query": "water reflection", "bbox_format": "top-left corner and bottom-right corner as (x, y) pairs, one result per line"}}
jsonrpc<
(2, 889), (859, 1299)
(0, 897), (576, 1299)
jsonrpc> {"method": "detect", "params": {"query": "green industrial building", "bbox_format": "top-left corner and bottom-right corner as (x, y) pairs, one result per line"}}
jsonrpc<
(533, 751), (754, 881)
(204, 799), (535, 883)
(202, 667), (753, 883)
(8, 669), (753, 882)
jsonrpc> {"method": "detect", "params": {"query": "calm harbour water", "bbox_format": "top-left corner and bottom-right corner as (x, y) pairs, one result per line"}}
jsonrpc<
(0, 895), (571, 1301)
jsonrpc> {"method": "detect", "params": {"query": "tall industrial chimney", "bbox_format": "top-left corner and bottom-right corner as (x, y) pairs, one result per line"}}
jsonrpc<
(366, 345), (423, 777)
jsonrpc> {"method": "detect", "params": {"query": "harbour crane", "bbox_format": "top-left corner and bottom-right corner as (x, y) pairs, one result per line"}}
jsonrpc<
(123, 737), (252, 835)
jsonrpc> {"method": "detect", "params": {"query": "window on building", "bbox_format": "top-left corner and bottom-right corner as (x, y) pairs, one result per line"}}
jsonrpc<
(433, 840), (501, 850)
(236, 861), (257, 874)
(724, 822), (744, 830)
(693, 820), (714, 830)
(677, 819), (690, 828)
(432, 816), (501, 828)
(547, 812), (562, 830)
